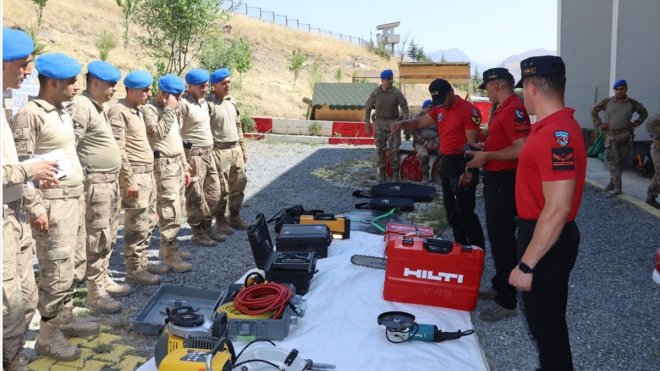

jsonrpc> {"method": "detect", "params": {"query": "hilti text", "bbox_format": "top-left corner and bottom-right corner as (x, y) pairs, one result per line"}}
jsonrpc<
(403, 267), (464, 283)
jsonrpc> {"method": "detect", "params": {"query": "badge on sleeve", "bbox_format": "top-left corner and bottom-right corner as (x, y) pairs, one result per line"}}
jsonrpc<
(552, 147), (575, 171)
(471, 107), (481, 126)
(554, 131), (569, 147)
(436, 113), (444, 123)
(514, 109), (529, 132)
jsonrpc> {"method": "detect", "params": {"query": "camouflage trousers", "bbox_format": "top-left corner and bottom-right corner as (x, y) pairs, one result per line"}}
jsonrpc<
(648, 141), (660, 198)
(121, 171), (157, 260)
(155, 157), (186, 245)
(33, 186), (86, 319)
(414, 140), (439, 174)
(604, 131), (632, 190)
(2, 204), (38, 367)
(84, 175), (120, 283)
(374, 119), (401, 170)
(185, 148), (221, 227)
(213, 146), (247, 216)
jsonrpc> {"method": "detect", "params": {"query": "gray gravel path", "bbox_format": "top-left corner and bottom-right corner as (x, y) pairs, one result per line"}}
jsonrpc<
(106, 140), (659, 370)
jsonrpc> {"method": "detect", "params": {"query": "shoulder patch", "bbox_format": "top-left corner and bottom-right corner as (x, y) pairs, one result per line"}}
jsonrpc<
(551, 147), (575, 171)
(554, 130), (569, 147)
(514, 109), (529, 132)
(436, 112), (444, 123)
(471, 107), (481, 126)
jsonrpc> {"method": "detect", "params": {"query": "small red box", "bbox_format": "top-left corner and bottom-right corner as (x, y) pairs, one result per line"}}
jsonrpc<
(384, 223), (434, 249)
(383, 238), (484, 311)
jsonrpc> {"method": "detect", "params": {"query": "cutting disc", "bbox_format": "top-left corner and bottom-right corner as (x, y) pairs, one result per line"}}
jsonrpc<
(377, 311), (417, 331)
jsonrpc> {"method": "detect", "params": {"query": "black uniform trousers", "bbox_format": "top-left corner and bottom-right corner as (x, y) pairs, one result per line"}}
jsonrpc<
(518, 219), (579, 371)
(440, 155), (485, 248)
(483, 170), (518, 309)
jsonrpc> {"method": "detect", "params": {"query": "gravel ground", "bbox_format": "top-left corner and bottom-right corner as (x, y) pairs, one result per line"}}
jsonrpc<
(104, 140), (658, 370)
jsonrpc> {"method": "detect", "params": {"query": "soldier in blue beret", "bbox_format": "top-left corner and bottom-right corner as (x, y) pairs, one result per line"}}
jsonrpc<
(67, 60), (133, 315)
(208, 68), (250, 232)
(108, 71), (172, 286)
(2, 26), (64, 369)
(10, 52), (94, 361)
(364, 68), (409, 182)
(591, 77), (648, 196)
(140, 74), (193, 274)
(180, 68), (225, 246)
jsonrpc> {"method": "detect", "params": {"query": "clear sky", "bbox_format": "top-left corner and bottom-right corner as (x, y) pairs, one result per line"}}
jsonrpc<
(226, 0), (557, 63)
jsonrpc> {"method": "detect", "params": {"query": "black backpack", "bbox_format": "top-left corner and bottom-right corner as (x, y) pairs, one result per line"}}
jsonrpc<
(353, 182), (436, 202)
(354, 197), (415, 212)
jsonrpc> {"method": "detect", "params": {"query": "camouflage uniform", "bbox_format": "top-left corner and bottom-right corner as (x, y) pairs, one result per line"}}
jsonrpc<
(10, 99), (86, 322)
(141, 97), (191, 272)
(591, 96), (648, 192)
(646, 113), (660, 205)
(2, 109), (39, 368)
(108, 99), (160, 280)
(411, 110), (439, 179)
(208, 95), (247, 227)
(364, 85), (409, 176)
(179, 92), (221, 238)
(69, 92), (122, 283)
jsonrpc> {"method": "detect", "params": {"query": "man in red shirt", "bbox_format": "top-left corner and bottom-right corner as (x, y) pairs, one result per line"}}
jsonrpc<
(468, 68), (530, 322)
(510, 56), (586, 370)
(392, 79), (484, 248)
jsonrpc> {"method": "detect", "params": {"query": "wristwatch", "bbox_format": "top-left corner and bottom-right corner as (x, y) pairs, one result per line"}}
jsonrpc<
(518, 262), (534, 274)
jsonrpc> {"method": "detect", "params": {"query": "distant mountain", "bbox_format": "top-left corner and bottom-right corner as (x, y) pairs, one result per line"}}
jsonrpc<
(427, 47), (557, 80)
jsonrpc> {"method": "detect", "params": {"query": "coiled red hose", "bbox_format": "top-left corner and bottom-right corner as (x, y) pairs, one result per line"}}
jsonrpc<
(233, 283), (293, 319)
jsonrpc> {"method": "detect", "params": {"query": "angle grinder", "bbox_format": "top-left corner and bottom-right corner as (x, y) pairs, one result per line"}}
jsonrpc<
(377, 311), (475, 343)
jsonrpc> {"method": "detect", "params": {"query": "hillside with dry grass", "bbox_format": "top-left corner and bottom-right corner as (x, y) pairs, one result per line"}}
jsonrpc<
(4, 0), (430, 119)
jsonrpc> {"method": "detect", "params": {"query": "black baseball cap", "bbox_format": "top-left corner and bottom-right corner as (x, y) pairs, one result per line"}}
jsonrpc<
(515, 55), (566, 88)
(428, 79), (452, 106)
(478, 68), (514, 90)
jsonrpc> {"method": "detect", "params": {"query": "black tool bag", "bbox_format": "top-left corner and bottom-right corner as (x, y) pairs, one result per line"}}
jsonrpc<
(247, 213), (275, 269)
(353, 182), (436, 202)
(267, 205), (325, 234)
(354, 197), (415, 212)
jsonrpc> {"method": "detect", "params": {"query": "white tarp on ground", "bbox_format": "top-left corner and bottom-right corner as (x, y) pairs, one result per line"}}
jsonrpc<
(139, 231), (489, 371)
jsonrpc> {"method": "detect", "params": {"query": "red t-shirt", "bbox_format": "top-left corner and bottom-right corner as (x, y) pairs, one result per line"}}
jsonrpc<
(515, 108), (586, 221)
(428, 97), (481, 155)
(484, 94), (530, 171)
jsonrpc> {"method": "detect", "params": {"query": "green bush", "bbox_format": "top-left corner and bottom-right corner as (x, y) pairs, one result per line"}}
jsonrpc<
(367, 44), (391, 61)
(240, 110), (255, 133)
(95, 31), (117, 61)
(308, 122), (321, 136)
(199, 34), (253, 75)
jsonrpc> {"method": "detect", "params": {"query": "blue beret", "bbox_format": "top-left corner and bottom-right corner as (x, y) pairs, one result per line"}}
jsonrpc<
(158, 74), (185, 94)
(185, 69), (210, 85)
(87, 60), (121, 83)
(3, 28), (35, 61)
(124, 70), (153, 89)
(35, 53), (81, 80)
(380, 69), (394, 79)
(422, 99), (432, 109)
(613, 79), (627, 89)
(210, 68), (231, 84)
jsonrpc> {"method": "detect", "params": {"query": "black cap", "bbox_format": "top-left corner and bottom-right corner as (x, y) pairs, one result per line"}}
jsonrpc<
(429, 79), (452, 106)
(515, 55), (566, 88)
(478, 68), (514, 90)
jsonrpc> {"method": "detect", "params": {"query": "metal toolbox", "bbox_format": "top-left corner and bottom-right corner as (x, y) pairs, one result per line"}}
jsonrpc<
(217, 283), (302, 342)
(131, 285), (225, 336)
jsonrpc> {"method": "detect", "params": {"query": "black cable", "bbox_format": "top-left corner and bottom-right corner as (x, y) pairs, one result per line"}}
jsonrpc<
(231, 359), (282, 369)
(234, 338), (276, 361)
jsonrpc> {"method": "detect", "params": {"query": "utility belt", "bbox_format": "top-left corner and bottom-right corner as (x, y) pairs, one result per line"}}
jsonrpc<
(40, 184), (84, 200)
(213, 141), (238, 150)
(155, 153), (183, 165)
(86, 171), (119, 184)
(131, 163), (154, 174)
(605, 128), (632, 135)
(186, 146), (214, 156)
(3, 199), (22, 218)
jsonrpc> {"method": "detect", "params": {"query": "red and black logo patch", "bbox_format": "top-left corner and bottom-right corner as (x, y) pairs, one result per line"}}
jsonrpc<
(551, 147), (575, 171)
(514, 109), (529, 132)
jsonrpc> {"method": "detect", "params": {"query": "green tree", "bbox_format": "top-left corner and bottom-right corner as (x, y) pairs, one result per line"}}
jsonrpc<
(289, 49), (307, 90)
(199, 35), (253, 77)
(115, 0), (141, 47)
(334, 67), (343, 82)
(136, 0), (228, 75)
(30, 0), (48, 27)
(472, 66), (483, 93)
(95, 31), (118, 61)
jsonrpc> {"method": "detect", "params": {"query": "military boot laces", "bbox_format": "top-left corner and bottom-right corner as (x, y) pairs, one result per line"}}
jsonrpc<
(86, 280), (122, 314)
(141, 251), (170, 274)
(102, 274), (132, 298)
(35, 320), (81, 361)
(228, 213), (249, 231)
(216, 215), (235, 235)
(191, 224), (217, 247)
(163, 243), (192, 273)
(54, 303), (100, 338)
